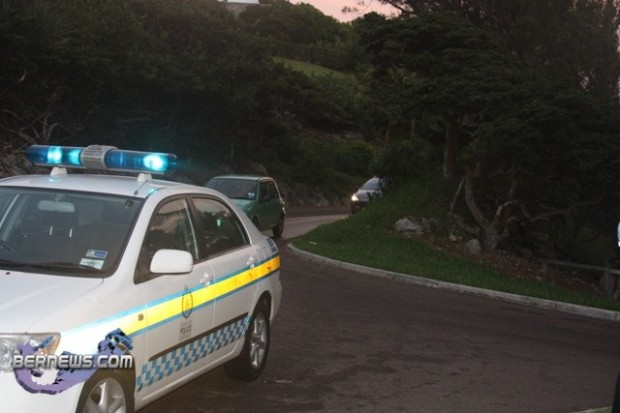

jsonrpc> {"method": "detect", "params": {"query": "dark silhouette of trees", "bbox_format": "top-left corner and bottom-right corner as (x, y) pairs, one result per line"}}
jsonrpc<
(356, 8), (620, 254)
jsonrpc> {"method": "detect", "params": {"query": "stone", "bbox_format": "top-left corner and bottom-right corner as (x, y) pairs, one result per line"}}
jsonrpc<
(395, 217), (424, 236)
(466, 239), (482, 255)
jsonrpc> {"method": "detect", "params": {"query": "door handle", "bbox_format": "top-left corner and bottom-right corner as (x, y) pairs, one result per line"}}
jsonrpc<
(201, 271), (214, 285)
(246, 256), (256, 268)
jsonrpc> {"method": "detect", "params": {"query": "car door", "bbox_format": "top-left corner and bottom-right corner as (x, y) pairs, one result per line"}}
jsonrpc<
(256, 180), (277, 230)
(136, 197), (215, 402)
(267, 180), (283, 217)
(190, 196), (259, 366)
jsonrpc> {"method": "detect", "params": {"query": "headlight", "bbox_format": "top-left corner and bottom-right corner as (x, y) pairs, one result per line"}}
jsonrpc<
(351, 194), (359, 202)
(0, 333), (60, 372)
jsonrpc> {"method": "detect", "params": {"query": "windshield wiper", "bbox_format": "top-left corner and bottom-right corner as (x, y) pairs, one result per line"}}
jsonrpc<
(30, 261), (102, 273)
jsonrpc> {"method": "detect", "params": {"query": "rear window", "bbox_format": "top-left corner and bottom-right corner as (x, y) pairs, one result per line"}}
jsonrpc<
(206, 178), (258, 200)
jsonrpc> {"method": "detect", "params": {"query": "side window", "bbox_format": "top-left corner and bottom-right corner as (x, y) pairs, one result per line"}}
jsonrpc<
(259, 182), (270, 202)
(192, 197), (248, 258)
(137, 198), (198, 278)
(267, 181), (279, 199)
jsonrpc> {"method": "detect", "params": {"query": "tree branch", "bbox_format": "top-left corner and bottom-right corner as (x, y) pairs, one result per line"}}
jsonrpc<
(449, 175), (465, 213)
(463, 168), (490, 229)
(518, 195), (603, 223)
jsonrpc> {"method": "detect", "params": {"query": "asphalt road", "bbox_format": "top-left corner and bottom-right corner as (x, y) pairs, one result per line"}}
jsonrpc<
(141, 208), (620, 413)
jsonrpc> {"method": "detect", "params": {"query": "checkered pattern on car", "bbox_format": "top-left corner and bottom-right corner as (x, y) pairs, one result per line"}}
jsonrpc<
(136, 316), (250, 391)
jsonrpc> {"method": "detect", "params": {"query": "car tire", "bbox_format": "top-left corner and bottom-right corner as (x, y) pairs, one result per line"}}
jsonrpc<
(272, 215), (284, 238)
(224, 300), (270, 381)
(76, 369), (134, 413)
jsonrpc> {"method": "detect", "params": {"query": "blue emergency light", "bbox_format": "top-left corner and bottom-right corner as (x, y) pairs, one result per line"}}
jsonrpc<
(26, 145), (176, 174)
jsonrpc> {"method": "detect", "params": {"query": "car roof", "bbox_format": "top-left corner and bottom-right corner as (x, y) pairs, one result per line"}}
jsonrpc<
(362, 177), (381, 185)
(359, 177), (383, 190)
(208, 174), (273, 182)
(0, 172), (209, 199)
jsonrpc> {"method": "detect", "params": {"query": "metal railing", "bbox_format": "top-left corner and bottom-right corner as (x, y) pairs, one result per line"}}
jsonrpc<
(540, 260), (620, 300)
(540, 259), (620, 281)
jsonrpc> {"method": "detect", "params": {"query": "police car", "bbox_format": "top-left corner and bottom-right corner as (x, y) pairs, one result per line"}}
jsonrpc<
(0, 145), (282, 412)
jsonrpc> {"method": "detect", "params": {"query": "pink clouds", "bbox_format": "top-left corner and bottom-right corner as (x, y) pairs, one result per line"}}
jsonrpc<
(289, 0), (397, 22)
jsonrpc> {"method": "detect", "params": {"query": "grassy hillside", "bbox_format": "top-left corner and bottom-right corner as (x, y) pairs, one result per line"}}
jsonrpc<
(273, 56), (352, 79)
(294, 173), (620, 312)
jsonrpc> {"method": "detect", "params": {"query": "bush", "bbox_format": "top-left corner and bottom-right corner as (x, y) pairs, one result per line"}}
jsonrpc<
(371, 140), (428, 183)
(332, 141), (376, 177)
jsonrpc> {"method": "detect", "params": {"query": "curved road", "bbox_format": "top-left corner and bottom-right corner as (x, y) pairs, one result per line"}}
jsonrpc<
(142, 208), (620, 412)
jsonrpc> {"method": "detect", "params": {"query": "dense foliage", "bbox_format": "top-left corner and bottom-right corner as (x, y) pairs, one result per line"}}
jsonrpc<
(240, 0), (363, 71)
(359, 2), (620, 261)
(0, 0), (364, 178)
(1, 0), (620, 263)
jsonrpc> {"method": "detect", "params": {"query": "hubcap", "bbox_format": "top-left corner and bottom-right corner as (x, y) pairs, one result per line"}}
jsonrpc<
(249, 313), (268, 370)
(82, 377), (127, 413)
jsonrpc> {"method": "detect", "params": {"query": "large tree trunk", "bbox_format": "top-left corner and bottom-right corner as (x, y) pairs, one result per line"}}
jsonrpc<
(462, 173), (500, 253)
(449, 169), (516, 255)
(443, 114), (459, 179)
(450, 162), (603, 255)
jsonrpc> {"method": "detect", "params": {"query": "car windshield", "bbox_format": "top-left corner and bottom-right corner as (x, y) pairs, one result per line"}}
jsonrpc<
(0, 188), (142, 277)
(206, 178), (258, 200)
(361, 178), (382, 191)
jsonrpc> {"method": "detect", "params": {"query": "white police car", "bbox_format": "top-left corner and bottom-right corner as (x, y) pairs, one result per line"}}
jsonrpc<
(0, 145), (282, 412)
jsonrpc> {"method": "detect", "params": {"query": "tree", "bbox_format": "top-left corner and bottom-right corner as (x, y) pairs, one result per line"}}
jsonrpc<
(239, 0), (362, 70)
(376, 0), (620, 100)
(240, 0), (348, 45)
(450, 70), (620, 254)
(356, 10), (620, 255)
(0, 0), (74, 146)
(356, 12), (520, 179)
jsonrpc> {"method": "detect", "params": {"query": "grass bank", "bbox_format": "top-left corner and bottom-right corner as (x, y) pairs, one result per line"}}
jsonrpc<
(293, 176), (620, 313)
(273, 56), (351, 79)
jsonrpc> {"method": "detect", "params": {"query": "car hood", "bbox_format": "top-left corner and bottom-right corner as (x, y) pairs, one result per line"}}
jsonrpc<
(353, 189), (381, 202)
(0, 272), (103, 331)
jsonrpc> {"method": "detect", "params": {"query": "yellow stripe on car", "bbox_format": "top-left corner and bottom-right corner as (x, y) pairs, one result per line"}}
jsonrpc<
(83, 255), (280, 338)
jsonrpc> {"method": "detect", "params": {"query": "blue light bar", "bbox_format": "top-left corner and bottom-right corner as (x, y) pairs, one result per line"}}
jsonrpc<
(26, 145), (177, 174)
(104, 149), (173, 173)
(26, 145), (84, 167)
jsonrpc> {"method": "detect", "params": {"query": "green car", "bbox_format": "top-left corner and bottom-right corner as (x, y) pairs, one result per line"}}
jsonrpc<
(205, 175), (286, 237)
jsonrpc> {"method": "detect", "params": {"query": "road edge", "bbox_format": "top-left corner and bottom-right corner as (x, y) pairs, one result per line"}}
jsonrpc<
(287, 243), (620, 323)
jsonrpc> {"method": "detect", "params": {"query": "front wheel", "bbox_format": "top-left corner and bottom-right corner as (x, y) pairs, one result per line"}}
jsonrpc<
(272, 215), (284, 238)
(224, 301), (270, 381)
(76, 370), (134, 413)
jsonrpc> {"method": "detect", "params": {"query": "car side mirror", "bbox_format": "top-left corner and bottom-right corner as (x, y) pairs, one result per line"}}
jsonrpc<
(150, 249), (193, 274)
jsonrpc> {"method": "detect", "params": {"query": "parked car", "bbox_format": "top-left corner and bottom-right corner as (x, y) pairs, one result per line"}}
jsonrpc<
(2, 145), (282, 413)
(350, 177), (384, 213)
(205, 175), (286, 238)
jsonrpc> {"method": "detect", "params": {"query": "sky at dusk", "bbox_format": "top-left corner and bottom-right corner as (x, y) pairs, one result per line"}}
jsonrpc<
(289, 0), (398, 22)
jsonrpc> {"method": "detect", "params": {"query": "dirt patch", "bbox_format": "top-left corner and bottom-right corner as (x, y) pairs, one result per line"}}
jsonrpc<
(423, 234), (609, 298)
